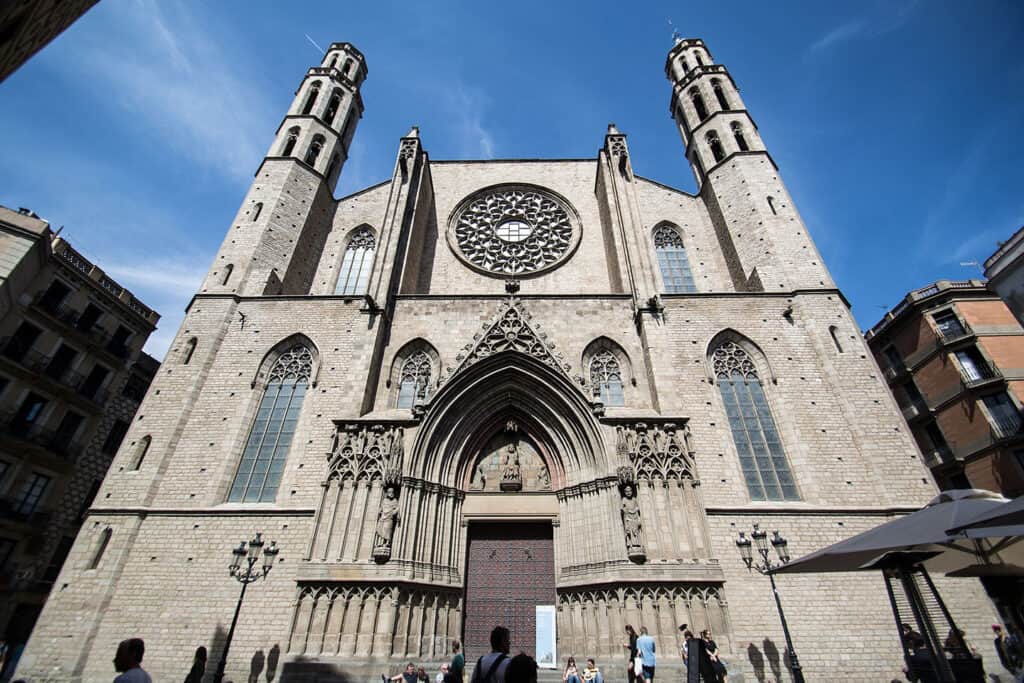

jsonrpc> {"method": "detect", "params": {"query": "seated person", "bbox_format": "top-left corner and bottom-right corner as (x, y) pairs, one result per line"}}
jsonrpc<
(582, 658), (602, 683)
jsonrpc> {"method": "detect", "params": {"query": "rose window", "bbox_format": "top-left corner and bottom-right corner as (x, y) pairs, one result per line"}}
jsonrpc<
(449, 185), (579, 276)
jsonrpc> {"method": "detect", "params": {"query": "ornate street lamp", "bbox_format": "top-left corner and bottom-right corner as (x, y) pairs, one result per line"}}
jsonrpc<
(213, 533), (280, 683)
(736, 524), (804, 683)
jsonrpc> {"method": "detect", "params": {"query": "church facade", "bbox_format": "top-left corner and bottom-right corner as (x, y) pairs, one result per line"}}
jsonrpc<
(19, 38), (1000, 682)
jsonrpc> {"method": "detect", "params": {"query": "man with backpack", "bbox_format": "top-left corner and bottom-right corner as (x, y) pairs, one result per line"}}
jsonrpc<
(471, 627), (512, 683)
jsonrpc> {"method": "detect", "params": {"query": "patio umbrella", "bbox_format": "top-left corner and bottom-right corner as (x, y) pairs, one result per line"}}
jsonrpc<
(771, 489), (1023, 683)
(772, 489), (1024, 576)
(946, 493), (1024, 538)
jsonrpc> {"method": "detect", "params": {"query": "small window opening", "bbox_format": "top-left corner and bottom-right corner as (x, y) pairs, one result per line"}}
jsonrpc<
(712, 79), (730, 110)
(89, 527), (112, 569)
(324, 92), (342, 126)
(252, 202), (263, 221)
(282, 127), (299, 156)
(133, 436), (151, 470)
(694, 52), (704, 66)
(305, 136), (324, 166)
(690, 89), (709, 121)
(301, 82), (321, 116)
(767, 196), (777, 215)
(707, 131), (725, 162)
(829, 326), (844, 353)
(343, 58), (354, 75)
(731, 122), (749, 151)
(680, 56), (689, 72)
(182, 337), (197, 365)
(221, 264), (234, 286)
(327, 55), (337, 69)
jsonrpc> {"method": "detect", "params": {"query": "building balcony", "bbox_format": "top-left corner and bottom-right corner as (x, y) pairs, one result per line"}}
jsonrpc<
(922, 445), (955, 469)
(960, 361), (1004, 390)
(883, 362), (909, 382)
(901, 400), (931, 423)
(991, 414), (1024, 442)
(936, 319), (975, 346)
(0, 411), (81, 462)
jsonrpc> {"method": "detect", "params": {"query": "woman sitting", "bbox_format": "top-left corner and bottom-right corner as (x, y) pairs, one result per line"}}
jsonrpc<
(581, 658), (602, 683)
(563, 656), (581, 683)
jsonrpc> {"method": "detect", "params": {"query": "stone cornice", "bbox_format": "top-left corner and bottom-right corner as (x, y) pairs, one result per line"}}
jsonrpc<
(87, 506), (316, 517)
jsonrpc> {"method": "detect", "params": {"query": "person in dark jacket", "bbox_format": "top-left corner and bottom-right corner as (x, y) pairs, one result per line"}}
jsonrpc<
(184, 646), (206, 683)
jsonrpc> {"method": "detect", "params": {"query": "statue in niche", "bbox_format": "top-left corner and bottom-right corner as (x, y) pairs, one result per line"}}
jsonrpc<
(372, 482), (400, 562)
(618, 467), (646, 562)
(537, 465), (551, 490)
(500, 443), (522, 491)
(471, 463), (487, 491)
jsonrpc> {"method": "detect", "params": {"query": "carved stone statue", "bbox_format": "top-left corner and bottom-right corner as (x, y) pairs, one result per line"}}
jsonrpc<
(471, 462), (487, 491)
(372, 484), (400, 562)
(620, 483), (646, 561)
(537, 465), (550, 490)
(500, 443), (522, 491)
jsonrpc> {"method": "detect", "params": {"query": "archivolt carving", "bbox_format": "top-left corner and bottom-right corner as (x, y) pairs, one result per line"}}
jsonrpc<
(329, 425), (404, 481)
(450, 185), (577, 276)
(616, 422), (696, 480)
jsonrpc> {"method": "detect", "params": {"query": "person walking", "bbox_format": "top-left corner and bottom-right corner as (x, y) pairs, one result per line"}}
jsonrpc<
(470, 626), (511, 683)
(623, 625), (638, 683)
(451, 640), (465, 682)
(636, 627), (656, 683)
(113, 638), (151, 683)
(184, 646), (207, 683)
(993, 624), (1023, 678)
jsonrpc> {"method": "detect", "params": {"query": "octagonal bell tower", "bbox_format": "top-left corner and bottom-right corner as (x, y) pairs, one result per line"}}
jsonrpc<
(666, 38), (833, 293)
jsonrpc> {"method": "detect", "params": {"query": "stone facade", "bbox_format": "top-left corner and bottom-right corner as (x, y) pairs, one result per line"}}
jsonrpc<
(18, 39), (1006, 682)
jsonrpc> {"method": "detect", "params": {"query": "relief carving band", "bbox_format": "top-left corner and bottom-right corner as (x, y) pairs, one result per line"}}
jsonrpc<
(372, 470), (401, 562)
(616, 421), (696, 482)
(618, 466), (646, 561)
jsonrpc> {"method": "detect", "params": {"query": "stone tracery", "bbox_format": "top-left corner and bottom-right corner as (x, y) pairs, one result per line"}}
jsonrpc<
(451, 185), (576, 275)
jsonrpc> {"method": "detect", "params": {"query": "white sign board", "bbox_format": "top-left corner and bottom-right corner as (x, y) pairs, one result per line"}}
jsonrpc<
(535, 605), (557, 669)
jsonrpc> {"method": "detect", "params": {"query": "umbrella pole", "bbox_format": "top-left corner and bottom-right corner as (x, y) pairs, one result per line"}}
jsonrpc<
(896, 565), (956, 683)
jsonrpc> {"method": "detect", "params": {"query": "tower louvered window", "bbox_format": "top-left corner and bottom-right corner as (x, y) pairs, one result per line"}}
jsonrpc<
(335, 228), (375, 295)
(228, 344), (312, 503)
(714, 341), (798, 501)
(590, 350), (624, 406)
(654, 226), (696, 293)
(397, 351), (431, 408)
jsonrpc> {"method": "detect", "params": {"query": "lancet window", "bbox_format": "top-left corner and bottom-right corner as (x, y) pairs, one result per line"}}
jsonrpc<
(713, 340), (798, 501)
(731, 122), (749, 151)
(590, 350), (624, 406)
(707, 131), (725, 162)
(712, 78), (730, 110)
(397, 351), (431, 408)
(335, 227), (375, 295)
(654, 225), (696, 293)
(228, 344), (313, 503)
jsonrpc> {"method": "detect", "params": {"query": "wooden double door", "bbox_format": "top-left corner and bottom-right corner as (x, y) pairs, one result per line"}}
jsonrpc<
(462, 522), (555, 660)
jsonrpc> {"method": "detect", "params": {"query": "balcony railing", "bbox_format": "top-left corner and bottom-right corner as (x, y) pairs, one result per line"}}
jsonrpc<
(902, 399), (930, 422)
(960, 360), (1003, 389)
(0, 411), (81, 461)
(991, 413), (1024, 441)
(936, 319), (975, 345)
(883, 362), (908, 381)
(922, 445), (955, 468)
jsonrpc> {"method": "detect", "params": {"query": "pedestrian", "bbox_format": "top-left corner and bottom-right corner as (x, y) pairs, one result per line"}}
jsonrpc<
(184, 646), (207, 683)
(701, 630), (727, 683)
(636, 626), (656, 683)
(506, 653), (538, 683)
(697, 631), (718, 683)
(470, 626), (512, 683)
(113, 638), (152, 683)
(900, 623), (925, 654)
(994, 624), (1023, 676)
(623, 625), (638, 683)
(562, 656), (580, 683)
(438, 663), (450, 683)
(451, 640), (465, 682)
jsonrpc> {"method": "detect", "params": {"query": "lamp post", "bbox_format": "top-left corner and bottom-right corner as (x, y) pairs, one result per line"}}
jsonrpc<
(736, 524), (805, 683)
(213, 533), (280, 683)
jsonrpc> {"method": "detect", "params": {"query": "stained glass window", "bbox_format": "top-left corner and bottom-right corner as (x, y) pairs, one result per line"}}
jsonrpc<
(229, 344), (312, 503)
(335, 228), (375, 295)
(713, 341), (798, 501)
(654, 226), (696, 294)
(590, 350), (624, 406)
(397, 351), (431, 408)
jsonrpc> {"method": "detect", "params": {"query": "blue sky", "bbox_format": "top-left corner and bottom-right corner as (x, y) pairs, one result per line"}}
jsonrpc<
(1, 0), (1022, 359)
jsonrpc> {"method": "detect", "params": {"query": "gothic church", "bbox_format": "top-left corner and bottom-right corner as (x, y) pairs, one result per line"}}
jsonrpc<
(20, 38), (999, 681)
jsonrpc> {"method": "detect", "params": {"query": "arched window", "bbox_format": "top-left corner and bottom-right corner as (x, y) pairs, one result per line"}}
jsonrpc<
(343, 58), (354, 76)
(712, 340), (798, 501)
(132, 435), (151, 470)
(228, 344), (313, 502)
(712, 79), (730, 110)
(252, 202), (263, 221)
(282, 127), (299, 156)
(731, 122), (749, 151)
(397, 351), (431, 408)
(680, 56), (689, 72)
(324, 90), (342, 126)
(221, 264), (234, 286)
(326, 55), (337, 69)
(707, 131), (725, 162)
(301, 81), (321, 116)
(305, 135), (324, 166)
(767, 196), (777, 215)
(325, 154), (340, 182)
(690, 88), (708, 121)
(590, 350), (624, 406)
(89, 527), (112, 569)
(654, 225), (696, 293)
(182, 337), (197, 365)
(335, 228), (375, 295)
(694, 52), (704, 66)
(829, 326), (844, 353)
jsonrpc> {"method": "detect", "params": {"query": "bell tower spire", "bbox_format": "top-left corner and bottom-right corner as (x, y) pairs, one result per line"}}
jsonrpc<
(199, 42), (367, 297)
(666, 39), (834, 292)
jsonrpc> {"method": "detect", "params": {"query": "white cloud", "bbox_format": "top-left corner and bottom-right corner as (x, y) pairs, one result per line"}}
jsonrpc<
(445, 83), (497, 159)
(807, 1), (920, 55)
(60, 0), (275, 181)
(808, 21), (866, 54)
